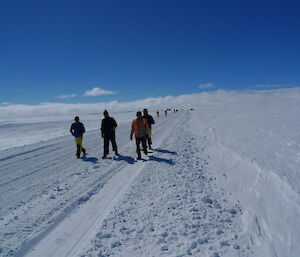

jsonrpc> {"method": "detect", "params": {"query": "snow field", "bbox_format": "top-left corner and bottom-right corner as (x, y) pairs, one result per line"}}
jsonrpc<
(1, 90), (300, 257)
(0, 112), (135, 151)
(79, 112), (250, 257)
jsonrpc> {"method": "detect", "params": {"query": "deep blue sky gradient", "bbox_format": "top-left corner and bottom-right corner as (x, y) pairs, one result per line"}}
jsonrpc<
(1, 0), (300, 104)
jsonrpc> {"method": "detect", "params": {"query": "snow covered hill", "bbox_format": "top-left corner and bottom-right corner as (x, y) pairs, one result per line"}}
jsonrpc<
(1, 92), (300, 257)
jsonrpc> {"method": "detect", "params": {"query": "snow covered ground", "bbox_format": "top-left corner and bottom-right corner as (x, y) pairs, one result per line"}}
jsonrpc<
(0, 112), (135, 151)
(0, 89), (300, 257)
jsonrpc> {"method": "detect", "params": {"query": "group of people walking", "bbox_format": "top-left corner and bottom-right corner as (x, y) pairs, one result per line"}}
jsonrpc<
(69, 109), (155, 160)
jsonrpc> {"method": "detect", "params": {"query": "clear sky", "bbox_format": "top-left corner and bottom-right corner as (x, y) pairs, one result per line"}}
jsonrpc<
(0, 0), (300, 104)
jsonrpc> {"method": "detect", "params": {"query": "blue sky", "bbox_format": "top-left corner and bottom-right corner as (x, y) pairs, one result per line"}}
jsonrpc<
(0, 0), (300, 104)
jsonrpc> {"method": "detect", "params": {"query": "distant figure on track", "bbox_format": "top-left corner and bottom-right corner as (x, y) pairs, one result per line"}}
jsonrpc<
(70, 116), (86, 158)
(130, 111), (148, 160)
(156, 110), (159, 117)
(101, 110), (118, 159)
(165, 110), (167, 117)
(142, 109), (155, 150)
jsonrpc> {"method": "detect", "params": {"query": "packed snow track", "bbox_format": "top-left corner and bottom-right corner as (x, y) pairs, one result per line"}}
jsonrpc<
(1, 109), (299, 257)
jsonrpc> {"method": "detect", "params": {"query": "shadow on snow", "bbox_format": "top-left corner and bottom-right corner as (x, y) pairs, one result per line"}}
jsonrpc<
(111, 154), (175, 166)
(154, 149), (177, 155)
(148, 155), (175, 165)
(113, 154), (135, 164)
(81, 152), (175, 166)
(81, 156), (98, 163)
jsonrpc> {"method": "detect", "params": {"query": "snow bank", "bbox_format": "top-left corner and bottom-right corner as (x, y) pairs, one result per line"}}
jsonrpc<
(188, 87), (300, 257)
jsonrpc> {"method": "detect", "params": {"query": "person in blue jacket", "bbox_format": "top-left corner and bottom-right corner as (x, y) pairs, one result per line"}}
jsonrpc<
(70, 116), (86, 158)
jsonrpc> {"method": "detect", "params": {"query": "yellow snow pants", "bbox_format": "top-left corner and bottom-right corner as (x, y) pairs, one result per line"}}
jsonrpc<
(75, 137), (84, 153)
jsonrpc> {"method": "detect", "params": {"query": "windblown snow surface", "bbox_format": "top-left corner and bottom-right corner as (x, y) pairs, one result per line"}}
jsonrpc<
(0, 89), (300, 257)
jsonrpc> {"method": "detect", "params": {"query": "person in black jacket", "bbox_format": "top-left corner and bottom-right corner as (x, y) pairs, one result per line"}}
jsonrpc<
(142, 108), (155, 150)
(101, 110), (118, 159)
(70, 116), (86, 158)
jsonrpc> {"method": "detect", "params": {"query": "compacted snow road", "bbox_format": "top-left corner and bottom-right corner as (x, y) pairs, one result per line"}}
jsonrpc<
(0, 113), (171, 256)
(2, 110), (292, 257)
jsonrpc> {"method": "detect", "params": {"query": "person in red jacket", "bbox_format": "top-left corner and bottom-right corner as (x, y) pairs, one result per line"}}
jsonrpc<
(130, 111), (148, 160)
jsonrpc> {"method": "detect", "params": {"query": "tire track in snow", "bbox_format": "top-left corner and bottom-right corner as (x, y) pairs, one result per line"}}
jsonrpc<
(0, 143), (61, 163)
(19, 114), (184, 257)
(22, 160), (147, 257)
(0, 114), (179, 257)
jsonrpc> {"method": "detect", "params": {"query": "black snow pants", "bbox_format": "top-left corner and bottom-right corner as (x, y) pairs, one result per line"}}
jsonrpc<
(103, 133), (118, 156)
(135, 137), (148, 159)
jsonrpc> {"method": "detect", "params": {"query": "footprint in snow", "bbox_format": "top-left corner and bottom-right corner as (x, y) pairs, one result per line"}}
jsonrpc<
(201, 196), (213, 204)
(161, 245), (168, 251)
